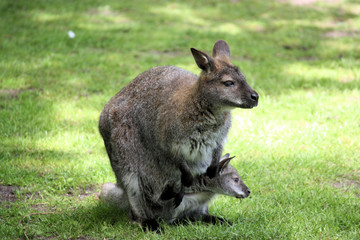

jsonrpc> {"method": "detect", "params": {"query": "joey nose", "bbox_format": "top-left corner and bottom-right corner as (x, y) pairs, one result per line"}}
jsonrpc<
(250, 92), (259, 102)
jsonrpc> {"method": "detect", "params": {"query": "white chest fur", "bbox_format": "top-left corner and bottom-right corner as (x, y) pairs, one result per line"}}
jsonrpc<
(171, 129), (225, 175)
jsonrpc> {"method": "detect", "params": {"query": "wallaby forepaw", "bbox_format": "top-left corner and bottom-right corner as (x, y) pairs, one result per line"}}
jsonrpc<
(206, 166), (217, 179)
(160, 185), (177, 201)
(181, 172), (193, 187)
(173, 186), (184, 208)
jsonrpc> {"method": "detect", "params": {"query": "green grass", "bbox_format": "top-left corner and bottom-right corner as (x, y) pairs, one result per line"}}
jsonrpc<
(1, 0), (359, 239)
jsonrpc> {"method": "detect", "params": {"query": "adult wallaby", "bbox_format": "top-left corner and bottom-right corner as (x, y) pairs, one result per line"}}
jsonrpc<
(100, 154), (250, 229)
(99, 40), (258, 231)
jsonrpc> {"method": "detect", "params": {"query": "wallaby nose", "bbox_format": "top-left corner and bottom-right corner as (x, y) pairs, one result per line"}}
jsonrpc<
(250, 92), (259, 102)
(247, 189), (251, 195)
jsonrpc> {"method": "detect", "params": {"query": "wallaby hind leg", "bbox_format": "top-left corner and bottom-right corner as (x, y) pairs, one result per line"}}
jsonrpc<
(127, 193), (163, 233)
(100, 182), (164, 233)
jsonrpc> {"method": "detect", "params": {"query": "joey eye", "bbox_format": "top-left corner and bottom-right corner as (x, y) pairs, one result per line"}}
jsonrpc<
(233, 178), (240, 183)
(223, 81), (235, 87)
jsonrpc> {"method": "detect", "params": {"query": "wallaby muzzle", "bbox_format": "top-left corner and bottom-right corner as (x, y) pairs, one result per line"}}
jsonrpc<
(249, 90), (259, 107)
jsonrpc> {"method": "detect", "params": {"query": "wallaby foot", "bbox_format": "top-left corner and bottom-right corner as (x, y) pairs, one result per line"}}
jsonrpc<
(200, 215), (232, 225)
(141, 219), (163, 234)
(160, 184), (184, 208)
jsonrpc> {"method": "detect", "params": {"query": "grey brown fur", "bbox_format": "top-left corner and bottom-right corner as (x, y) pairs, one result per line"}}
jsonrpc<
(98, 40), (258, 231)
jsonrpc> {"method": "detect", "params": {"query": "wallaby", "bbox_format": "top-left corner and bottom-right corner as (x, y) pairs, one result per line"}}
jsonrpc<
(99, 40), (258, 231)
(100, 154), (250, 228)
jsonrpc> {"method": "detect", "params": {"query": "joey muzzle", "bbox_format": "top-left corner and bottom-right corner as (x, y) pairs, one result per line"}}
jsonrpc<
(236, 188), (251, 199)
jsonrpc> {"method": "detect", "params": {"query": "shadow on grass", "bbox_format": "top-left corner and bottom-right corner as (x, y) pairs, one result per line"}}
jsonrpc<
(21, 202), (133, 239)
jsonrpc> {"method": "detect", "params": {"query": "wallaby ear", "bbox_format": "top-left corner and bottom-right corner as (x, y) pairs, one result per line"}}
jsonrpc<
(191, 48), (213, 73)
(217, 156), (235, 174)
(212, 40), (231, 60)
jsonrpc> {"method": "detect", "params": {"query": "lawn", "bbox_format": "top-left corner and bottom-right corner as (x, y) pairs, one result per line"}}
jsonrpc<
(0, 0), (359, 239)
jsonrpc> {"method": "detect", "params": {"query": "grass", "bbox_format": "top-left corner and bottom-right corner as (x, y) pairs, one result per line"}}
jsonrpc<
(0, 0), (359, 239)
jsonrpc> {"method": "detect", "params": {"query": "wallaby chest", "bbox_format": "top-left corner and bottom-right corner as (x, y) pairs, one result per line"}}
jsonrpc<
(171, 112), (231, 174)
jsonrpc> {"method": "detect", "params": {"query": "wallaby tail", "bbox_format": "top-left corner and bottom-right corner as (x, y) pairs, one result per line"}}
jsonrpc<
(100, 182), (128, 209)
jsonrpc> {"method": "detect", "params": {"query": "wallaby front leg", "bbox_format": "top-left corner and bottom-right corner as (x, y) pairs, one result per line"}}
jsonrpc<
(206, 145), (223, 178)
(179, 161), (194, 187)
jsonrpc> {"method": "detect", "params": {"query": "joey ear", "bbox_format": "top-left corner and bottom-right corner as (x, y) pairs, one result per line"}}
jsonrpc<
(212, 40), (231, 60)
(217, 156), (235, 174)
(191, 48), (213, 73)
(220, 153), (230, 161)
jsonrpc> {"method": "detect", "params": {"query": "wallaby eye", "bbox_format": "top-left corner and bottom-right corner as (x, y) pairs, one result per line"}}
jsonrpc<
(233, 178), (240, 183)
(223, 81), (235, 87)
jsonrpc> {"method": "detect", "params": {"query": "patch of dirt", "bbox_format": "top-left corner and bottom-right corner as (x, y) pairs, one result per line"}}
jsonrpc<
(332, 171), (360, 197)
(346, 96), (360, 102)
(0, 87), (42, 99)
(298, 56), (318, 61)
(339, 75), (355, 83)
(323, 30), (360, 38)
(282, 44), (310, 51)
(87, 5), (118, 16)
(30, 203), (51, 212)
(0, 184), (19, 203)
(86, 5), (132, 24)
(0, 184), (99, 209)
(145, 50), (184, 57)
(278, 0), (341, 6)
(0, 184), (44, 208)
(333, 181), (360, 189)
(65, 185), (100, 200)
(0, 89), (23, 98)
(232, 54), (255, 62)
(24, 190), (42, 201)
